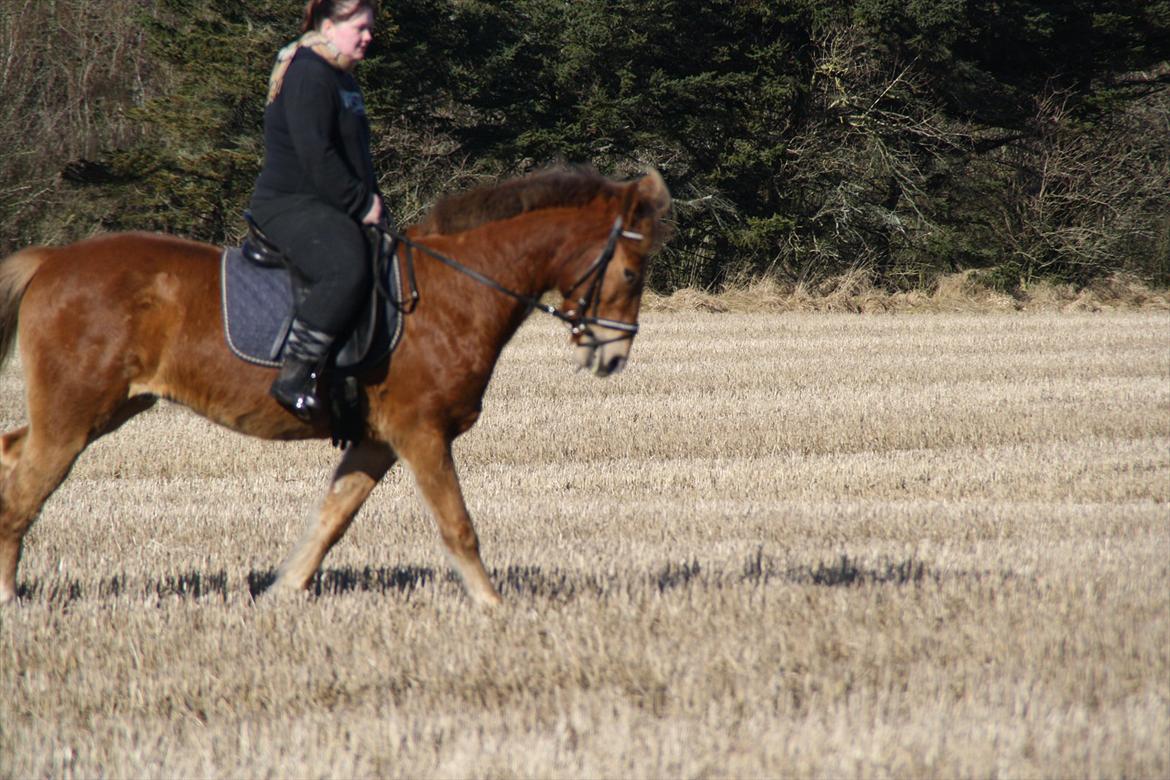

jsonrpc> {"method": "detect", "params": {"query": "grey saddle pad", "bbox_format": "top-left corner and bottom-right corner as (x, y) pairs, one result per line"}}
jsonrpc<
(220, 246), (405, 370)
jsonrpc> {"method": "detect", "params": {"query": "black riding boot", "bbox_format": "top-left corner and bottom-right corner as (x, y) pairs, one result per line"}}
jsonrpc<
(270, 319), (335, 421)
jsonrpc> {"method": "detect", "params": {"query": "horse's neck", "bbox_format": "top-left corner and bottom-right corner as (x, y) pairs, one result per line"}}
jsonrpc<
(425, 210), (607, 300)
(412, 211), (606, 361)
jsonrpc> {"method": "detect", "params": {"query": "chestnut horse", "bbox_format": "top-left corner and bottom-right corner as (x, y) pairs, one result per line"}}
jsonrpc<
(0, 168), (671, 606)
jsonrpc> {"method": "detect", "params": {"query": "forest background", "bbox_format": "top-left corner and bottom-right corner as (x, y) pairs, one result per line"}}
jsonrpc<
(1, 0), (1168, 294)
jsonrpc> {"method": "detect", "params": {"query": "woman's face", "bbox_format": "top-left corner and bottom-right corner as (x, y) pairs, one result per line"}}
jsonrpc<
(322, 7), (374, 62)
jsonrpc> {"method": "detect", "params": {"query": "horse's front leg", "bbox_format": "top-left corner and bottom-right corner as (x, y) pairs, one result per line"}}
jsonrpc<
(399, 430), (502, 607)
(271, 438), (396, 593)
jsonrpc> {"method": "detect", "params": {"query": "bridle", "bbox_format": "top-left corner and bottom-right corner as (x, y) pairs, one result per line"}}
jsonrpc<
(384, 217), (644, 345)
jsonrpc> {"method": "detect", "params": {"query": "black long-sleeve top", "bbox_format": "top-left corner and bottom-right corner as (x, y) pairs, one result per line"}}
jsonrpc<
(251, 47), (377, 220)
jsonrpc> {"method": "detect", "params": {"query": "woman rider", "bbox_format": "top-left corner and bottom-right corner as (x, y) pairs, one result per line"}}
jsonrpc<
(250, 0), (384, 420)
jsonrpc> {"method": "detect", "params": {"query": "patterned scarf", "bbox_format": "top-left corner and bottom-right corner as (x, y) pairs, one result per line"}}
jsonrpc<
(266, 32), (354, 104)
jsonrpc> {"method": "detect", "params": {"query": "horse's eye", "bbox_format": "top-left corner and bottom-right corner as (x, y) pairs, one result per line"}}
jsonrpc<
(623, 268), (638, 285)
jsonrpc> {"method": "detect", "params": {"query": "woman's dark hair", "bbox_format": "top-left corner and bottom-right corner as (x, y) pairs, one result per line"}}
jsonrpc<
(300, 0), (378, 34)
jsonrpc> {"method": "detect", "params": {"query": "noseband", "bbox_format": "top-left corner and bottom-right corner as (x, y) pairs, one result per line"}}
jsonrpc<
(387, 217), (643, 343)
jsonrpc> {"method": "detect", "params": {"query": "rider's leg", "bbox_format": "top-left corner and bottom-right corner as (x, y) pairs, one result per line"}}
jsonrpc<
(255, 203), (372, 419)
(269, 319), (335, 420)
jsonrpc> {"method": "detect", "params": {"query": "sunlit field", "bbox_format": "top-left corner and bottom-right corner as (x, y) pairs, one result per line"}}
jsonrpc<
(1, 310), (1167, 778)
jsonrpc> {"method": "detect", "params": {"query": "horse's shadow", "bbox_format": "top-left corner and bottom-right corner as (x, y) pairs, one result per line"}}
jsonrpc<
(15, 553), (1012, 606)
(15, 562), (674, 605)
(15, 565), (441, 605)
(247, 565), (438, 599)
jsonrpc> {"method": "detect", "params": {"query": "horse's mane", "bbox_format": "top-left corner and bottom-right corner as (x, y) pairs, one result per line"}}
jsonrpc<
(420, 167), (619, 235)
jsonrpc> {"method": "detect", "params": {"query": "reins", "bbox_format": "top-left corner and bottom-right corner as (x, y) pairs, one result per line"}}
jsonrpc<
(382, 217), (644, 343)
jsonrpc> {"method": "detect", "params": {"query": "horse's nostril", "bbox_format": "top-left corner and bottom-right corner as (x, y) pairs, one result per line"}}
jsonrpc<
(605, 355), (627, 376)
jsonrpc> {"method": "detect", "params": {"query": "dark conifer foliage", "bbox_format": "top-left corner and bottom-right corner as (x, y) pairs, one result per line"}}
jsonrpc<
(2, 0), (1167, 290)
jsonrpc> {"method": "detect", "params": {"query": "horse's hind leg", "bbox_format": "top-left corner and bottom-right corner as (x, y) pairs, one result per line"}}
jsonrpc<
(0, 394), (152, 480)
(0, 346), (157, 605)
(0, 394), (159, 602)
(271, 439), (397, 593)
(0, 392), (159, 603)
(0, 424), (88, 603)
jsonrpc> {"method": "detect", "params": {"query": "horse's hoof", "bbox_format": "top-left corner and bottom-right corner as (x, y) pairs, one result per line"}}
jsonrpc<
(260, 575), (310, 602)
(473, 590), (504, 609)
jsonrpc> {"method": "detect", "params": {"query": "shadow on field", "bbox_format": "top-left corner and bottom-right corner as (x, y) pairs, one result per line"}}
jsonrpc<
(14, 552), (1009, 606)
(492, 554), (957, 601)
(15, 565), (439, 605)
(247, 565), (438, 599)
(743, 549), (934, 587)
(17, 570), (231, 604)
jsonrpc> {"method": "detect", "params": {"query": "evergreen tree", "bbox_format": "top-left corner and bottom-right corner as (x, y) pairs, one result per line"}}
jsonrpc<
(23, 0), (1169, 289)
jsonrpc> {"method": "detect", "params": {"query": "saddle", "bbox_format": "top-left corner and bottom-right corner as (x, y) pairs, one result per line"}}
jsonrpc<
(223, 213), (407, 370)
(221, 214), (411, 444)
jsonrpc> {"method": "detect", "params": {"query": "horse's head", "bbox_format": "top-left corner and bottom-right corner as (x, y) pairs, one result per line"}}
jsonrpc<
(560, 170), (671, 377)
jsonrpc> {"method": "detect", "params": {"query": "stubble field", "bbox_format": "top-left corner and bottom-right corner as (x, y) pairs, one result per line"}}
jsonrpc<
(1, 310), (1167, 778)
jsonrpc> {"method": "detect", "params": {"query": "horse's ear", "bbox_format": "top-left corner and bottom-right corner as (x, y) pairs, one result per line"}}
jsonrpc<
(635, 169), (671, 218)
(624, 169), (672, 250)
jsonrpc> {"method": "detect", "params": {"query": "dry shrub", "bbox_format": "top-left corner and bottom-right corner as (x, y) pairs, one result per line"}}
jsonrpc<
(0, 0), (160, 251)
(927, 271), (1019, 311)
(994, 88), (1170, 287)
(645, 270), (1170, 314)
(642, 287), (729, 313)
(1065, 272), (1170, 312)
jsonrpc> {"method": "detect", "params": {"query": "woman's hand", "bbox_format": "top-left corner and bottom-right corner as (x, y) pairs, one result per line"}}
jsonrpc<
(361, 194), (384, 226)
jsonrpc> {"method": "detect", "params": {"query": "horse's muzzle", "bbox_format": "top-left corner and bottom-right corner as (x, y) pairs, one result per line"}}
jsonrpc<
(574, 328), (632, 377)
(600, 354), (627, 376)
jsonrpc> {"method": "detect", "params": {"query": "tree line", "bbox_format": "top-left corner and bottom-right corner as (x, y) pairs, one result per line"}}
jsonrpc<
(2, 0), (1168, 292)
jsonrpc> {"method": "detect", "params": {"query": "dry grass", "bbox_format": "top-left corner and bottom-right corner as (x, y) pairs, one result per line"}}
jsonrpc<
(1, 310), (1167, 778)
(644, 271), (1170, 314)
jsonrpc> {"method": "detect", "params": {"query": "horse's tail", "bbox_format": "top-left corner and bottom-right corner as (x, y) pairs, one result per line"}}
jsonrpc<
(0, 247), (49, 371)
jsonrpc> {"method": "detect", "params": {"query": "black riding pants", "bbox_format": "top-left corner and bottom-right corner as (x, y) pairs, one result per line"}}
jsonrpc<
(250, 194), (371, 335)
